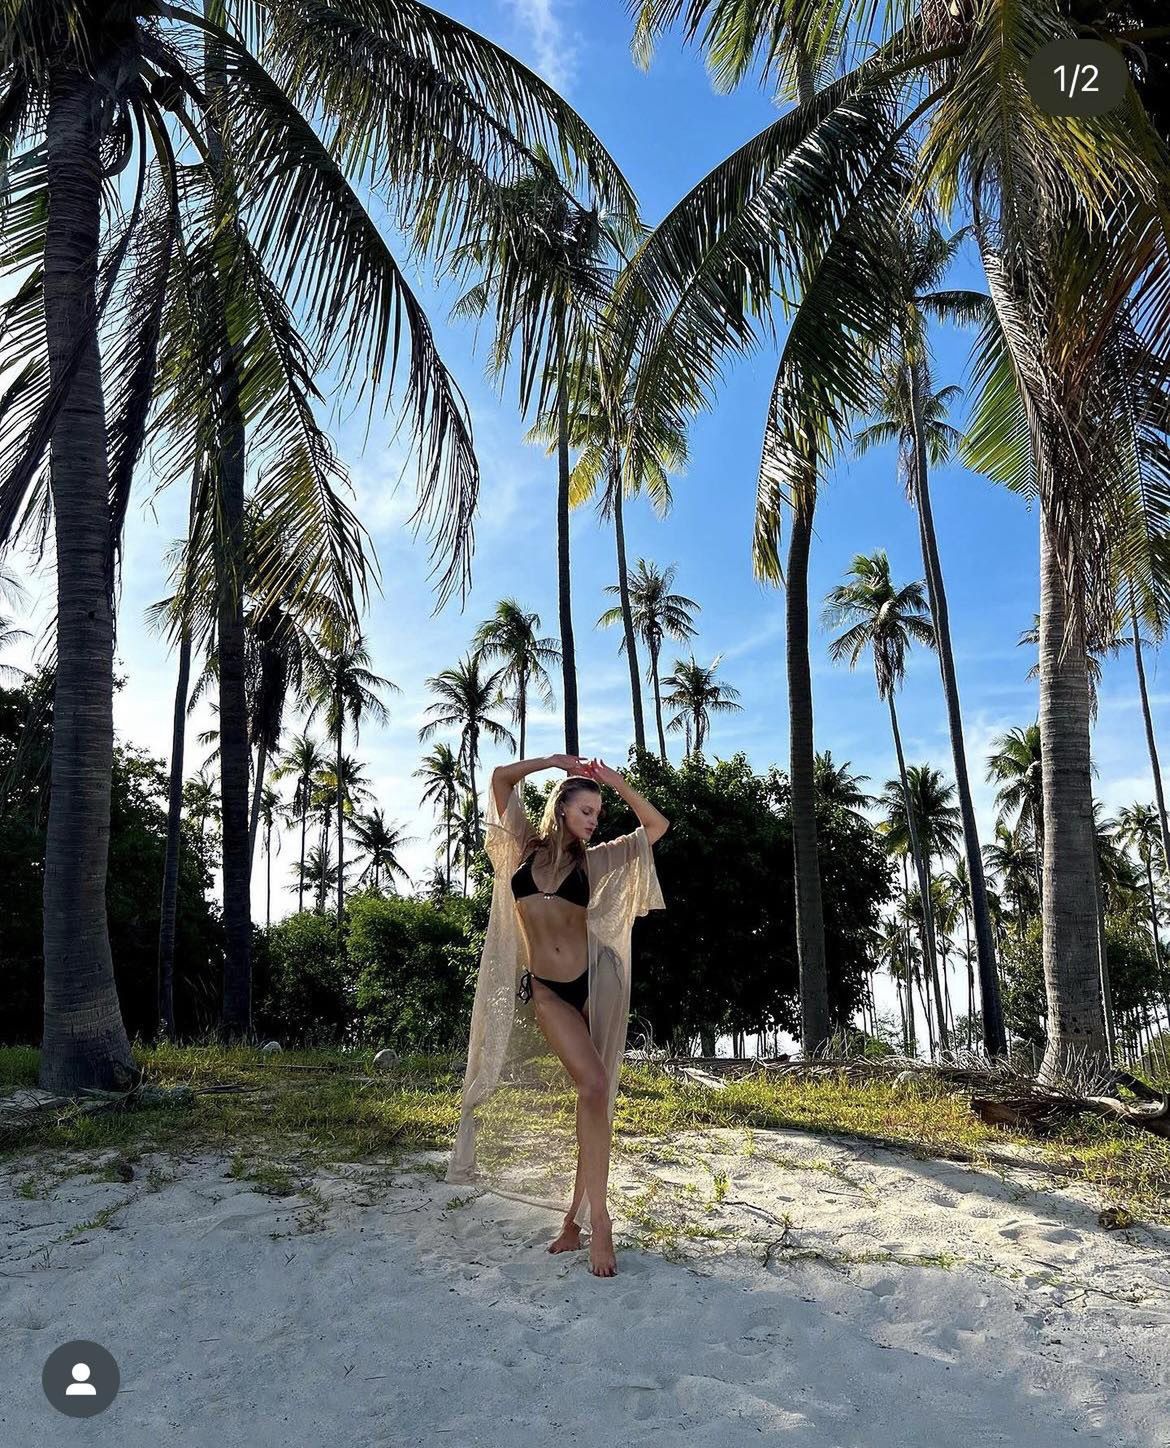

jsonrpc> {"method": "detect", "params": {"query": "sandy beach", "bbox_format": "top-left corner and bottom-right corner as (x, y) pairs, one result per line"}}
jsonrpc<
(3, 1120), (1168, 1447)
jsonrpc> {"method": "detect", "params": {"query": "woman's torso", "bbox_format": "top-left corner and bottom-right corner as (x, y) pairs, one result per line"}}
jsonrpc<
(511, 844), (590, 979)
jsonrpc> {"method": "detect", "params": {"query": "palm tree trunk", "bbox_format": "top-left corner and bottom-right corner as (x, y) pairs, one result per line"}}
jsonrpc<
(556, 319), (579, 755)
(909, 357), (1006, 1057)
(265, 820), (272, 931)
(650, 638), (668, 761)
(611, 450), (647, 754)
(248, 740), (267, 869)
(787, 490), (831, 1054)
(158, 618), (193, 1042)
(335, 706), (344, 946)
(38, 66), (136, 1093)
(1091, 838), (1116, 1062)
(445, 792), (453, 889)
(518, 662), (527, 760)
(206, 26), (251, 1042)
(298, 796), (308, 913)
(887, 691), (948, 1054)
(1132, 607), (1170, 878)
(1037, 503), (1109, 1082)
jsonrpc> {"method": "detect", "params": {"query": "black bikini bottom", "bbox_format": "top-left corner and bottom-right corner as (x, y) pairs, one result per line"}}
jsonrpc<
(518, 966), (589, 1011)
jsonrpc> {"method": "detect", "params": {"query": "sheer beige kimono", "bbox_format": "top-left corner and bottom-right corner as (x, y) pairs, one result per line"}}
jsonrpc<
(445, 780), (665, 1232)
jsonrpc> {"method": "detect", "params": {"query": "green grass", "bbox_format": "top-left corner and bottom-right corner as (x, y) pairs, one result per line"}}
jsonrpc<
(2, 1044), (1167, 1232)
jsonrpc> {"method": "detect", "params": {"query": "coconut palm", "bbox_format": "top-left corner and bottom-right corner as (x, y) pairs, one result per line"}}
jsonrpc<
(257, 783), (284, 930)
(851, 223), (1008, 1058)
(982, 822), (1040, 941)
(272, 733), (327, 914)
(303, 627), (395, 939)
(413, 743), (469, 891)
(661, 654), (743, 758)
(812, 751), (873, 817)
(449, 159), (637, 755)
(1111, 804), (1168, 1003)
(600, 559), (699, 761)
(315, 752), (376, 904)
(472, 599), (560, 759)
(1017, 614), (1110, 718)
(290, 845), (339, 916)
(823, 549), (949, 1040)
(624, 0), (1170, 1080)
(350, 809), (415, 894)
(419, 653), (517, 845)
(987, 724), (1044, 901)
(450, 793), (482, 895)
(0, 566), (30, 681)
(182, 766), (221, 859)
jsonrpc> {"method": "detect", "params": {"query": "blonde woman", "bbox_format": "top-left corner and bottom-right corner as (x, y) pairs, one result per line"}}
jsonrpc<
(447, 752), (668, 1277)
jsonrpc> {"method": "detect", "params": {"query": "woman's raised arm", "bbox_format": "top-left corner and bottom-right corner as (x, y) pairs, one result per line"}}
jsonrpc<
(491, 754), (587, 817)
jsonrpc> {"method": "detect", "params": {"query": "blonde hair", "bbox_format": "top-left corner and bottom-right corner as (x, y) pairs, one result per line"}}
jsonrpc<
(529, 776), (601, 879)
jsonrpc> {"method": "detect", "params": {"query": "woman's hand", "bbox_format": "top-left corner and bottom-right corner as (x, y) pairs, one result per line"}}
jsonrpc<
(581, 757), (624, 790)
(546, 753), (591, 775)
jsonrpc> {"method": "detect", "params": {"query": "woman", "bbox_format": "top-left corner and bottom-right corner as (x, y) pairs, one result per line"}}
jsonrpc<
(446, 752), (668, 1278)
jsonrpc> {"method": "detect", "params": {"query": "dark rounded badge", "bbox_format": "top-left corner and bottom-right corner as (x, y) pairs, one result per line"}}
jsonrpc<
(42, 1340), (120, 1417)
(1026, 38), (1128, 117)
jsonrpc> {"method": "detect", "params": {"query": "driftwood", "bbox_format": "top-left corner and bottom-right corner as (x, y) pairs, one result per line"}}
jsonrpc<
(972, 1070), (1170, 1140)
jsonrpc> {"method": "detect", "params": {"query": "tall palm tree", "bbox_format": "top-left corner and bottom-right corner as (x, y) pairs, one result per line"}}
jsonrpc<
(987, 724), (1044, 902)
(624, 0), (1169, 1080)
(472, 599), (560, 758)
(303, 627), (395, 940)
(1, 0), (631, 1091)
(450, 793), (482, 895)
(982, 821), (1040, 942)
(1111, 803), (1168, 1012)
(350, 809), (414, 894)
(419, 654), (517, 846)
(852, 223), (1007, 1058)
(290, 845), (339, 916)
(450, 162), (637, 755)
(272, 732), (327, 914)
(182, 766), (221, 860)
(661, 654), (743, 757)
(413, 743), (469, 890)
(812, 751), (873, 816)
(316, 751), (375, 906)
(879, 765), (962, 1054)
(823, 549), (948, 1043)
(599, 559), (699, 761)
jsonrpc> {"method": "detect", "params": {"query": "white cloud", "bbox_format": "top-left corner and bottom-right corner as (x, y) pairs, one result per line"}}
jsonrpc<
(504, 0), (577, 93)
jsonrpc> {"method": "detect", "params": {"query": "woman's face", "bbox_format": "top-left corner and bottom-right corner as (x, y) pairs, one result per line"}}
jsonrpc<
(560, 788), (602, 843)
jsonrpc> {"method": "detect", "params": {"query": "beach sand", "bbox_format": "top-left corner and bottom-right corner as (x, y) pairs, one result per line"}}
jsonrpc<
(3, 1122), (1168, 1446)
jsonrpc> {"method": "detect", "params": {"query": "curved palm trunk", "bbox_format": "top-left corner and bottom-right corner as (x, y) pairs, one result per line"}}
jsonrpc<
(887, 691), (948, 1055)
(248, 740), (268, 867)
(1132, 607), (1170, 880)
(555, 323), (579, 755)
(908, 358), (1006, 1057)
(1037, 505), (1109, 1082)
(611, 451), (647, 754)
(38, 67), (136, 1093)
(158, 625), (192, 1041)
(787, 491), (830, 1053)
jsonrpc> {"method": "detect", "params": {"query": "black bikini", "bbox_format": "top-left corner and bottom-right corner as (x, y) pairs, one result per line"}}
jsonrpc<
(511, 850), (591, 1010)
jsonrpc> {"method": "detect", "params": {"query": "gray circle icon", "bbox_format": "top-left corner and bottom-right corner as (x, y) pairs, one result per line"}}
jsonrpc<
(42, 1341), (120, 1417)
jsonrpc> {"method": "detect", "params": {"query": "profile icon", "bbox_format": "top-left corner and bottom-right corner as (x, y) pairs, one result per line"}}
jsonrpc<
(42, 1341), (119, 1417)
(65, 1362), (97, 1396)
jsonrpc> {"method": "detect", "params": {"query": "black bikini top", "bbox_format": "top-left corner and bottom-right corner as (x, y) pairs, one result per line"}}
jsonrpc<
(510, 849), (590, 908)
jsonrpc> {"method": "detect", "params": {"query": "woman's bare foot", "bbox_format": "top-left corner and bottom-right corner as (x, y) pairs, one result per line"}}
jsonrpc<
(548, 1218), (582, 1254)
(588, 1215), (616, 1277)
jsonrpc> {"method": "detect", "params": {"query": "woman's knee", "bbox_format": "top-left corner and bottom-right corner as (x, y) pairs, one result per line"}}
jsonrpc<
(577, 1071), (609, 1108)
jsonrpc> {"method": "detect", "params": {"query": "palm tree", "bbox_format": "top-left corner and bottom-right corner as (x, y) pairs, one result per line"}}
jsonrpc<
(472, 599), (560, 759)
(982, 822), (1040, 942)
(824, 549), (946, 1031)
(317, 752), (376, 904)
(449, 162), (637, 755)
(599, 559), (699, 761)
(290, 845), (339, 916)
(1, 0), (630, 1091)
(272, 733), (328, 914)
(879, 765), (962, 1054)
(419, 654), (517, 845)
(303, 627), (395, 940)
(987, 724), (1044, 902)
(450, 793), (482, 895)
(661, 654), (743, 757)
(182, 767), (221, 860)
(852, 223), (1007, 1058)
(624, 1), (1168, 1080)
(350, 809), (415, 894)
(0, 566), (30, 681)
(413, 743), (469, 891)
(1111, 804), (1169, 1014)
(813, 751), (873, 816)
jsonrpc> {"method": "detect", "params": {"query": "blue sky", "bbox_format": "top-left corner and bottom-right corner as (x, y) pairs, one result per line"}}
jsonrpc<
(8, 0), (1168, 961)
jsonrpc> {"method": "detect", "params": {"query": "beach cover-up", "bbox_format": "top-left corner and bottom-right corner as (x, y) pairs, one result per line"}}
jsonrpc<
(445, 779), (665, 1232)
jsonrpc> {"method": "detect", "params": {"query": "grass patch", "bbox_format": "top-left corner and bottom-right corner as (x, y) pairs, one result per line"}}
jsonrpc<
(2, 1045), (1167, 1231)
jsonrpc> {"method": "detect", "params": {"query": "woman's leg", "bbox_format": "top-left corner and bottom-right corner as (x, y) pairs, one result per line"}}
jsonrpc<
(531, 986), (616, 1276)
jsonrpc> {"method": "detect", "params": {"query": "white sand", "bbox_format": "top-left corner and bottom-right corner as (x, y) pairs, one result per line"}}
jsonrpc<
(3, 1123), (1168, 1447)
